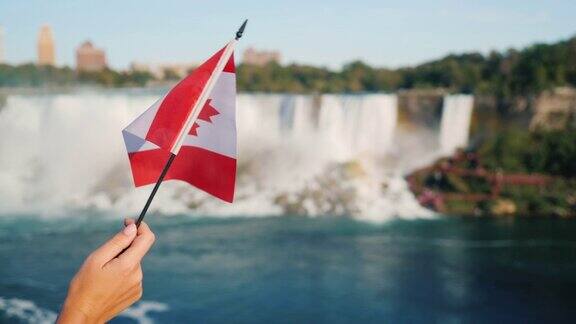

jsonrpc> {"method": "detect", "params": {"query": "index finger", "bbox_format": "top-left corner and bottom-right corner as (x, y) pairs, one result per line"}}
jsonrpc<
(119, 221), (156, 265)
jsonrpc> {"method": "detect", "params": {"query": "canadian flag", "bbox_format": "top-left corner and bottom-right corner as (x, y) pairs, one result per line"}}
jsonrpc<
(122, 41), (237, 202)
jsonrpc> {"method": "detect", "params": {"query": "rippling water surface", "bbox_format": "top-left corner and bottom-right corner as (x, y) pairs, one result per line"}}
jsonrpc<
(1, 214), (576, 323)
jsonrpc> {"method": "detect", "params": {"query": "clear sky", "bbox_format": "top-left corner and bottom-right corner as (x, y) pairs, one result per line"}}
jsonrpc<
(1, 0), (575, 70)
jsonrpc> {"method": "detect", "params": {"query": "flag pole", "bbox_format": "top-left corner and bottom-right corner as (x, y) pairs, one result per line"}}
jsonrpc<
(135, 153), (176, 226)
(134, 19), (248, 227)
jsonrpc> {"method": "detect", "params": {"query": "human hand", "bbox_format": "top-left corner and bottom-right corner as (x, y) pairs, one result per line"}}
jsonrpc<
(57, 219), (155, 323)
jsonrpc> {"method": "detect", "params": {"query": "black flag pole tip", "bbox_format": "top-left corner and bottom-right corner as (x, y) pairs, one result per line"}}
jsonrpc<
(235, 19), (248, 40)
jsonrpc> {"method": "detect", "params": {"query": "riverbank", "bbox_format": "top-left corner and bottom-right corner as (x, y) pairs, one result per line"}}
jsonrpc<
(406, 130), (576, 217)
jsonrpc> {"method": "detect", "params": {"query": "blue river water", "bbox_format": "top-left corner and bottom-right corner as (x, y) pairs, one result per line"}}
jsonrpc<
(1, 214), (576, 323)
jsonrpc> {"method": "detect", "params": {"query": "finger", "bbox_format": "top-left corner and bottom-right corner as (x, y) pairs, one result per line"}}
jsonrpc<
(124, 218), (135, 227)
(91, 223), (137, 265)
(119, 222), (155, 265)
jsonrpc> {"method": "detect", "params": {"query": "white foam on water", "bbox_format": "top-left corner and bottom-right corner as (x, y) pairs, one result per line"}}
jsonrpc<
(120, 300), (170, 324)
(0, 296), (168, 324)
(0, 91), (474, 221)
(0, 297), (57, 324)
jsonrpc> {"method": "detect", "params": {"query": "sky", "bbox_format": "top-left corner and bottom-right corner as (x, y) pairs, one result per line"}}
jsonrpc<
(1, 0), (576, 70)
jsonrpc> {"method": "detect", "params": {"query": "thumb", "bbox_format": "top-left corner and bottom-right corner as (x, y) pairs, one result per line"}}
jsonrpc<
(90, 223), (137, 265)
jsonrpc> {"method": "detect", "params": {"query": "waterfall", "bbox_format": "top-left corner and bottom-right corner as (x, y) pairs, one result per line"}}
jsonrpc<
(291, 95), (316, 136)
(317, 94), (398, 160)
(0, 90), (435, 221)
(439, 94), (474, 155)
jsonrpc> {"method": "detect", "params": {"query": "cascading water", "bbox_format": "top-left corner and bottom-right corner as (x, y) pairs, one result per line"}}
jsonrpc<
(439, 94), (474, 155)
(0, 90), (474, 221)
(317, 95), (398, 159)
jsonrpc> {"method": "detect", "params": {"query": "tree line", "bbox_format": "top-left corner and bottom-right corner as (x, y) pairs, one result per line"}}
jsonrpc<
(0, 64), (155, 88)
(1, 35), (575, 98)
(237, 35), (576, 97)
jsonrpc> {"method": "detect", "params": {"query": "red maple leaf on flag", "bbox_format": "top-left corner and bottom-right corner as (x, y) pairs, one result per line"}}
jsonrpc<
(189, 99), (219, 136)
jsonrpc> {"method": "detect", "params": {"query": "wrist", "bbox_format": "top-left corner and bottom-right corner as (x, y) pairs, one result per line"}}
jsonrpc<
(58, 299), (98, 324)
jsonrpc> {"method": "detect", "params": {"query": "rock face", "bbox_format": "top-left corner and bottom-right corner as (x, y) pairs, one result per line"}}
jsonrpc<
(531, 87), (576, 131)
(397, 89), (445, 128)
(273, 161), (364, 216)
(0, 93), (5, 112)
(490, 199), (517, 216)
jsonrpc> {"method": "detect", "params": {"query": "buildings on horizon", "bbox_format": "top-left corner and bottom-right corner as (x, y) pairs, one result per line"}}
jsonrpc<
(37, 25), (55, 66)
(130, 47), (283, 79)
(242, 47), (281, 66)
(7, 24), (284, 74)
(76, 41), (107, 72)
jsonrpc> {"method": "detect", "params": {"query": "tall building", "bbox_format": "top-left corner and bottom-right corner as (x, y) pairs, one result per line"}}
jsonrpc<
(0, 26), (4, 64)
(37, 25), (55, 66)
(76, 41), (107, 72)
(242, 47), (281, 66)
